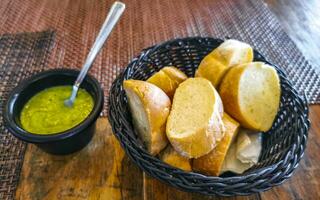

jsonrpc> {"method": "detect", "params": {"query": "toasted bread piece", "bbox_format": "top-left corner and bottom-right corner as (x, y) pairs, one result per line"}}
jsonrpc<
(147, 66), (188, 99)
(166, 78), (224, 158)
(209, 39), (254, 67)
(195, 39), (253, 87)
(193, 113), (240, 176)
(159, 145), (191, 171)
(123, 80), (171, 155)
(219, 62), (280, 131)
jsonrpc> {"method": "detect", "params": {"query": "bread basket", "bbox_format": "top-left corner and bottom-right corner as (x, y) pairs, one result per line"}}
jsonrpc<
(108, 37), (310, 196)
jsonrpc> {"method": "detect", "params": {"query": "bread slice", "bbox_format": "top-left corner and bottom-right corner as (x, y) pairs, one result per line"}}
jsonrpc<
(219, 62), (281, 131)
(193, 113), (240, 176)
(166, 78), (225, 158)
(123, 80), (171, 155)
(147, 66), (188, 99)
(159, 145), (191, 171)
(195, 39), (253, 87)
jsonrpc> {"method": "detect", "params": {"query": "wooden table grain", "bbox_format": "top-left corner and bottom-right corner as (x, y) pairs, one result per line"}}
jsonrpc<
(264, 0), (320, 71)
(1, 0), (319, 199)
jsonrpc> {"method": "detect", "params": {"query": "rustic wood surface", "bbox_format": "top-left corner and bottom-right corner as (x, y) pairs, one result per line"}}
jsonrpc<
(264, 0), (320, 71)
(16, 110), (320, 200)
(16, 119), (144, 200)
(0, 0), (318, 199)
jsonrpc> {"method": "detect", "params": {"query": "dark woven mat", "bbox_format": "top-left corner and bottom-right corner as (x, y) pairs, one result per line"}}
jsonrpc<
(0, 30), (55, 200)
(1, 0), (318, 107)
(56, 0), (318, 104)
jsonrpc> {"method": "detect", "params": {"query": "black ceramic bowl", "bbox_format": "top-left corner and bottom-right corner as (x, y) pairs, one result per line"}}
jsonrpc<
(3, 69), (104, 155)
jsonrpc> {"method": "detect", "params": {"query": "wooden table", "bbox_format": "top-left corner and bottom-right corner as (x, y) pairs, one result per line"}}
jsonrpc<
(1, 0), (319, 199)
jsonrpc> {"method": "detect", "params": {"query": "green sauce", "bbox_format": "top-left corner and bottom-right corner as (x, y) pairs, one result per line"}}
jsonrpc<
(20, 86), (94, 134)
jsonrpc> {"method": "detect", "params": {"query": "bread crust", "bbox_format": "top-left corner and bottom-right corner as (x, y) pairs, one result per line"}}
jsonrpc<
(219, 65), (250, 128)
(195, 40), (253, 87)
(159, 145), (191, 171)
(193, 113), (240, 176)
(123, 80), (171, 155)
(195, 57), (229, 87)
(147, 66), (187, 99)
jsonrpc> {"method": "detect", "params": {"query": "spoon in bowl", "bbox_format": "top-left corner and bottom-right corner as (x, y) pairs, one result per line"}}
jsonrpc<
(64, 1), (125, 107)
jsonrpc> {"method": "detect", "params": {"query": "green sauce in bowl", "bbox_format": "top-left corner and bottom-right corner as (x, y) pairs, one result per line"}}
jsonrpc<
(20, 86), (94, 134)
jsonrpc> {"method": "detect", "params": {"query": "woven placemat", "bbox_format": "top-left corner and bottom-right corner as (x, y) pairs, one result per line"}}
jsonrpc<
(50, 0), (318, 105)
(1, 0), (318, 107)
(0, 30), (55, 200)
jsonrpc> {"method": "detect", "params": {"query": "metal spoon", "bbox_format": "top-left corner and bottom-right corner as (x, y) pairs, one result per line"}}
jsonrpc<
(64, 1), (125, 107)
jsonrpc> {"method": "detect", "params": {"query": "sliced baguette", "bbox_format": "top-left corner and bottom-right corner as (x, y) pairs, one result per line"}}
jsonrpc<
(159, 145), (191, 171)
(147, 66), (188, 99)
(195, 39), (253, 87)
(193, 113), (240, 176)
(219, 62), (281, 131)
(123, 80), (171, 155)
(166, 78), (225, 158)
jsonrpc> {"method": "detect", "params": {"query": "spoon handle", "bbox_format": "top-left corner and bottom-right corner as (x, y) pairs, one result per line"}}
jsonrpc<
(75, 1), (125, 87)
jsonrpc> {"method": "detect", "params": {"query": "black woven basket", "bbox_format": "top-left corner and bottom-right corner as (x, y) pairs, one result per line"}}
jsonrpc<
(108, 37), (310, 196)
